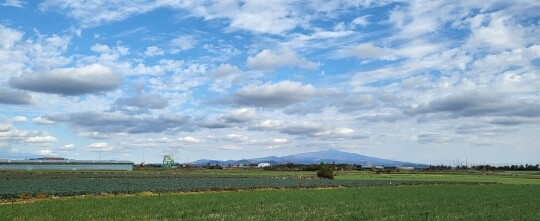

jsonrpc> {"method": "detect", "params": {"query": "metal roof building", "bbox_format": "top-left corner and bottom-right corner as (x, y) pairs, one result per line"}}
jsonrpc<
(0, 158), (133, 171)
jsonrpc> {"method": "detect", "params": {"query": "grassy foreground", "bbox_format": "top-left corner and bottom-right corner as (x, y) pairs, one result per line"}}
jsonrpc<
(2, 184), (539, 221)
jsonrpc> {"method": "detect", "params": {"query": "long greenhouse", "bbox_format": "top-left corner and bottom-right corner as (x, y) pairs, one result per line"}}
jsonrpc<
(0, 158), (133, 171)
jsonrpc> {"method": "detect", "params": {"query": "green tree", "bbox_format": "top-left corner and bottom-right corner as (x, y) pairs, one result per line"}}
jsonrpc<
(317, 163), (334, 179)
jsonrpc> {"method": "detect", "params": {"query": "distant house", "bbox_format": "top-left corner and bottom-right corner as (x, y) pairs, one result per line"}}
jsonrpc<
(398, 166), (414, 170)
(257, 163), (271, 168)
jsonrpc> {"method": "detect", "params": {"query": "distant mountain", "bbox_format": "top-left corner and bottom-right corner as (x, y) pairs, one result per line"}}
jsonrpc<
(193, 149), (427, 168)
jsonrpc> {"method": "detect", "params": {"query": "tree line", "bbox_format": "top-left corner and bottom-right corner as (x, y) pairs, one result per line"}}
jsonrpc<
(427, 164), (540, 171)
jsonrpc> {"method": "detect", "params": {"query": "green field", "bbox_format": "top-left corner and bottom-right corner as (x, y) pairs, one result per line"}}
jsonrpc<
(2, 185), (539, 220)
(1, 169), (539, 220)
(0, 173), (480, 199)
(334, 171), (540, 185)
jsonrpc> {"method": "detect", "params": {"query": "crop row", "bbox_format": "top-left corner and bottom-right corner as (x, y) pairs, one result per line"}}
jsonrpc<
(0, 177), (490, 199)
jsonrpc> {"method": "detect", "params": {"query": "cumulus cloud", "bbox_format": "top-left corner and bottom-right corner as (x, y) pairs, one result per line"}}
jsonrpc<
(409, 91), (540, 118)
(209, 63), (240, 77)
(9, 64), (123, 95)
(48, 111), (192, 134)
(254, 120), (365, 139)
(39, 1), (372, 34)
(144, 46), (165, 57)
(225, 134), (249, 142)
(247, 48), (319, 70)
(87, 142), (114, 152)
(466, 12), (528, 52)
(199, 108), (258, 129)
(222, 108), (258, 123)
(414, 133), (453, 144)
(351, 15), (370, 27)
(0, 123), (57, 144)
(280, 122), (326, 136)
(39, 1), (162, 28)
(111, 93), (168, 114)
(271, 138), (289, 144)
(252, 119), (284, 130)
(178, 136), (203, 143)
(0, 88), (32, 105)
(32, 116), (56, 125)
(1, 0), (25, 8)
(77, 131), (110, 139)
(36, 149), (54, 156)
(335, 43), (389, 60)
(232, 81), (316, 108)
(26, 135), (57, 143)
(13, 116), (28, 122)
(61, 144), (75, 150)
(170, 36), (195, 53)
(219, 145), (242, 150)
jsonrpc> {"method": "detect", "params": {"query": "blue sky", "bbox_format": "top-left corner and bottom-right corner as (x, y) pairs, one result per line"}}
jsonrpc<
(1, 0), (539, 165)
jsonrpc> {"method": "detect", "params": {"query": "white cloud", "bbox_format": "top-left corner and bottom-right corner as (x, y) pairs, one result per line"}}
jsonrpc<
(62, 144), (75, 150)
(264, 146), (280, 150)
(1, 0), (25, 8)
(219, 145), (242, 150)
(0, 24), (23, 48)
(223, 108), (258, 123)
(247, 48), (319, 70)
(333, 128), (356, 136)
(13, 116), (28, 122)
(0, 123), (12, 132)
(39, 1), (161, 28)
(170, 36), (195, 53)
(144, 46), (165, 57)
(280, 122), (326, 136)
(224, 1), (299, 34)
(466, 12), (529, 52)
(351, 15), (370, 27)
(225, 134), (249, 142)
(179, 136), (203, 143)
(10, 64), (123, 95)
(77, 131), (110, 139)
(0, 123), (57, 144)
(32, 116), (56, 125)
(233, 81), (316, 108)
(36, 149), (54, 156)
(26, 135), (57, 143)
(209, 63), (240, 77)
(253, 119), (284, 130)
(272, 138), (289, 144)
(87, 142), (114, 152)
(335, 43), (389, 60)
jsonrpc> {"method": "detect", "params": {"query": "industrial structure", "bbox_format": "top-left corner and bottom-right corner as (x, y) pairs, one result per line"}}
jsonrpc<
(0, 158), (133, 171)
(162, 155), (176, 168)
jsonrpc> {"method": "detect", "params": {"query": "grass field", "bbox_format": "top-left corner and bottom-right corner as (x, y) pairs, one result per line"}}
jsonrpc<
(1, 169), (539, 220)
(334, 171), (540, 185)
(1, 185), (539, 220)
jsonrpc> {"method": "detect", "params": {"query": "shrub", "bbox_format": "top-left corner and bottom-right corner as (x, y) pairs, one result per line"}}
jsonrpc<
(20, 193), (33, 199)
(317, 164), (334, 179)
(35, 192), (48, 199)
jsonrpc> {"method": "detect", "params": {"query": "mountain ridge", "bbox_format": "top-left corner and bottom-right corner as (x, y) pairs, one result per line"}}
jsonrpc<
(193, 149), (427, 168)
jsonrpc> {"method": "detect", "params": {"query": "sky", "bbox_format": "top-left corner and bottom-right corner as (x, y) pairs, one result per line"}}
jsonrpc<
(1, 0), (539, 165)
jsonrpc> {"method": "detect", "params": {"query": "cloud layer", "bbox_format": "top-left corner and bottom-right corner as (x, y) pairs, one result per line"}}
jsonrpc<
(1, 1), (539, 164)
(10, 64), (123, 95)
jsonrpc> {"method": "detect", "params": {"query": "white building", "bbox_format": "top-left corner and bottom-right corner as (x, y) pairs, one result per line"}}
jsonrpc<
(257, 163), (271, 168)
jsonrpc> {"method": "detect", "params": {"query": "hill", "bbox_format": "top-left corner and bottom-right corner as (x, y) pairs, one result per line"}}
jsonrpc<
(193, 149), (427, 168)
